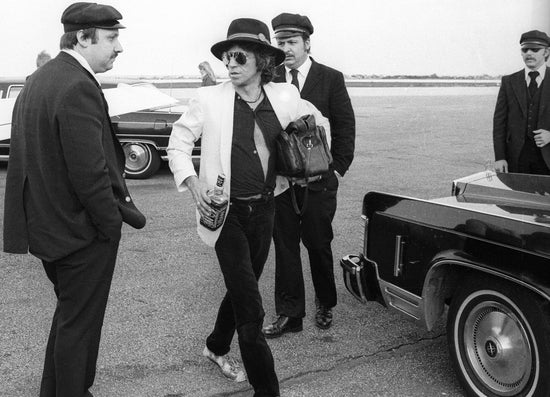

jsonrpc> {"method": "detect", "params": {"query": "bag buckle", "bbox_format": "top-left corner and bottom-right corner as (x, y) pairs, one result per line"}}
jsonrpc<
(302, 135), (316, 149)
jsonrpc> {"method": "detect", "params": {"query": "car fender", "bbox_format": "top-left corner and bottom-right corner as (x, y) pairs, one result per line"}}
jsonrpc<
(118, 138), (160, 150)
(422, 250), (550, 331)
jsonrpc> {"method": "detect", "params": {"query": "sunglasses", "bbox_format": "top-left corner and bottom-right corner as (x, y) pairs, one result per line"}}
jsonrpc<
(522, 47), (543, 53)
(222, 51), (249, 66)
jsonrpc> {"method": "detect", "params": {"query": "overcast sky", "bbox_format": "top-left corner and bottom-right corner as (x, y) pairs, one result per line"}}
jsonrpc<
(1, 0), (549, 78)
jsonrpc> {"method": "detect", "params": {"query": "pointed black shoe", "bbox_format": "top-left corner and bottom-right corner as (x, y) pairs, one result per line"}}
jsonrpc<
(262, 315), (303, 338)
(315, 305), (333, 329)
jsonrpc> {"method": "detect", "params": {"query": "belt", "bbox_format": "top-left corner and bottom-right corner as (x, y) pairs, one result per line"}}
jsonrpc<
(231, 191), (273, 203)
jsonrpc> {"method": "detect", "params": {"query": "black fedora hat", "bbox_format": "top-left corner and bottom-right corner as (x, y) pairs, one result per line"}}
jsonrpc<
(211, 18), (285, 65)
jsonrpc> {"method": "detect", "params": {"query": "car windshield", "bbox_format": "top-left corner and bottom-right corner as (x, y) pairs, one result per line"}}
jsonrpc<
(451, 171), (550, 213)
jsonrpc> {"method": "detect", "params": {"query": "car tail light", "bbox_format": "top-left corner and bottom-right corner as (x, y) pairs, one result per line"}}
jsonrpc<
(341, 254), (369, 303)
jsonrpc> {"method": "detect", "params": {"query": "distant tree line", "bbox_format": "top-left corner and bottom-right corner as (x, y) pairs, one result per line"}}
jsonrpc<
(348, 73), (499, 80)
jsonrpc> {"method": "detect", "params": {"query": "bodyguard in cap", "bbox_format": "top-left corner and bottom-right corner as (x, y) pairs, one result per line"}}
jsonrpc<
(3, 2), (145, 396)
(167, 17), (329, 397)
(263, 13), (355, 338)
(493, 30), (550, 174)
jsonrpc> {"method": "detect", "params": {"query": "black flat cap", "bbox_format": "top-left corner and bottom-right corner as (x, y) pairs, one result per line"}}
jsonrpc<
(272, 13), (314, 39)
(61, 2), (125, 33)
(211, 18), (285, 65)
(520, 30), (550, 48)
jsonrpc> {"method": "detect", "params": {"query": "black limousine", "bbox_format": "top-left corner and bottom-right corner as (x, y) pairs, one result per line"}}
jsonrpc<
(341, 171), (550, 397)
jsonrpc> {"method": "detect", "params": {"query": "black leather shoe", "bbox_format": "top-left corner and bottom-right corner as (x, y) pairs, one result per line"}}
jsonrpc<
(262, 315), (303, 339)
(315, 305), (333, 329)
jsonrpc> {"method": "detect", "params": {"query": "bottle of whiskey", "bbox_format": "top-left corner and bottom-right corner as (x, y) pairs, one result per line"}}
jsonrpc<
(200, 174), (229, 230)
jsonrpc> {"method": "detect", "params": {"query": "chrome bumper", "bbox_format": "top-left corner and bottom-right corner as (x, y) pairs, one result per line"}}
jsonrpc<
(340, 254), (379, 303)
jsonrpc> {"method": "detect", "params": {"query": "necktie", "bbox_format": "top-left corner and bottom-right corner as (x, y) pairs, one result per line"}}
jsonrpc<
(290, 69), (300, 91)
(528, 71), (539, 98)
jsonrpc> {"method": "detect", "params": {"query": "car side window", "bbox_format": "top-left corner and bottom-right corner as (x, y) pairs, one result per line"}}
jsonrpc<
(7, 85), (23, 99)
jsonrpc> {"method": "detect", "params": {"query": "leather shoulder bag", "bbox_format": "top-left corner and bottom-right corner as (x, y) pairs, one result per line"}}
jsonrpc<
(276, 114), (332, 214)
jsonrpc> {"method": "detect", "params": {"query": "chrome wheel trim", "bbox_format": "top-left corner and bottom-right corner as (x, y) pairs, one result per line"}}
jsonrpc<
(123, 143), (151, 173)
(454, 290), (539, 397)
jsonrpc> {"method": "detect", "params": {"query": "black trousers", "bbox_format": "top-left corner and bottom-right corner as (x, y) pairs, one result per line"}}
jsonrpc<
(273, 183), (338, 319)
(518, 140), (550, 175)
(207, 198), (279, 397)
(40, 237), (120, 397)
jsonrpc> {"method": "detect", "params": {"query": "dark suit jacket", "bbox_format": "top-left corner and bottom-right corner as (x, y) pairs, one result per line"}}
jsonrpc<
(493, 67), (550, 172)
(274, 58), (355, 189)
(3, 51), (145, 262)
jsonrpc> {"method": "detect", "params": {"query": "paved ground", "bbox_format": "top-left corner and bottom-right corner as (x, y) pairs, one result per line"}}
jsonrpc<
(0, 89), (497, 396)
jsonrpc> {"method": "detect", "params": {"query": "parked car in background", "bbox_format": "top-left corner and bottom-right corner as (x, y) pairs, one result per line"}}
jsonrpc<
(341, 171), (550, 397)
(0, 80), (24, 101)
(0, 77), (198, 179)
(111, 106), (191, 179)
(0, 79), (25, 163)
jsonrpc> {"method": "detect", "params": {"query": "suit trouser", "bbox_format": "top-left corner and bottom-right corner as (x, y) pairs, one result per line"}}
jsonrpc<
(273, 183), (338, 319)
(40, 237), (120, 397)
(206, 198), (279, 397)
(518, 140), (550, 175)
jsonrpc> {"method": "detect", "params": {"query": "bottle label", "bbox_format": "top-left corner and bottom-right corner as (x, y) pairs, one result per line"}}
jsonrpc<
(199, 174), (228, 231)
(200, 200), (228, 230)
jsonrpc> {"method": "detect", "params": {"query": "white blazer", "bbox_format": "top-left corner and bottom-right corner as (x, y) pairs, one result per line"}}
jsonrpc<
(167, 81), (330, 247)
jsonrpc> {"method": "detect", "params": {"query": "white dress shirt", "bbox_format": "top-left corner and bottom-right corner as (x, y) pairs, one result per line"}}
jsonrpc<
(285, 56), (312, 92)
(524, 63), (547, 87)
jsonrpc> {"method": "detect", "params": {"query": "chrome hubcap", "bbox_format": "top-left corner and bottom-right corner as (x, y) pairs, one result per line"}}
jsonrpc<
(463, 300), (532, 395)
(123, 143), (150, 172)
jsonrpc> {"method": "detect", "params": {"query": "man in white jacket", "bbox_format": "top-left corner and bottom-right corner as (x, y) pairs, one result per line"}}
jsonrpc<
(167, 18), (329, 397)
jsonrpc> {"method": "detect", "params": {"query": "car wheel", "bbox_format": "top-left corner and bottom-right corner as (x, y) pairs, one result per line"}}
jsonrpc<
(447, 277), (550, 397)
(122, 143), (160, 179)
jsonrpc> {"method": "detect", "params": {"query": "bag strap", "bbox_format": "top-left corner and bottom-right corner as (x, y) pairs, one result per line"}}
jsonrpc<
(289, 181), (309, 215)
(289, 140), (313, 215)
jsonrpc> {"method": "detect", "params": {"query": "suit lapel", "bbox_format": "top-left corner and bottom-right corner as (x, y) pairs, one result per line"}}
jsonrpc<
(264, 83), (291, 129)
(301, 58), (322, 98)
(511, 70), (527, 118)
(538, 67), (550, 168)
(538, 67), (550, 121)
(218, 83), (235, 178)
(59, 52), (125, 168)
(273, 59), (320, 98)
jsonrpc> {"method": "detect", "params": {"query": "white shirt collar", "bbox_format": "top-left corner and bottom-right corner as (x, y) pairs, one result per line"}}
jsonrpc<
(285, 56), (312, 90)
(524, 63), (546, 86)
(62, 49), (101, 85)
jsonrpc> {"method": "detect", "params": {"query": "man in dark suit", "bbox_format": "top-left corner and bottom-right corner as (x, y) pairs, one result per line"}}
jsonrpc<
(493, 30), (550, 175)
(3, 3), (145, 396)
(263, 13), (355, 337)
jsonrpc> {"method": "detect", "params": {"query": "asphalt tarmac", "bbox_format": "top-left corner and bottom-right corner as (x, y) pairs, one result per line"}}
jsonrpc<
(0, 89), (497, 396)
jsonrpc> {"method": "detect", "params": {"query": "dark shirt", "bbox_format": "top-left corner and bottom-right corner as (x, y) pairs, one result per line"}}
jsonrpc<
(230, 92), (282, 197)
